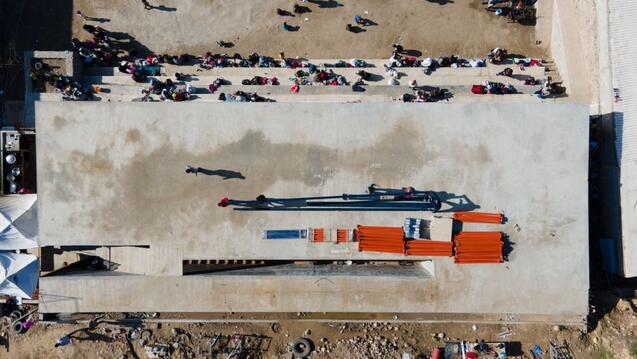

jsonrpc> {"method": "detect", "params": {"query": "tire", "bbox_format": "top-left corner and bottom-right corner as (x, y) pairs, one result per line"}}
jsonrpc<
(12, 321), (23, 334)
(292, 338), (313, 358)
(9, 310), (22, 320)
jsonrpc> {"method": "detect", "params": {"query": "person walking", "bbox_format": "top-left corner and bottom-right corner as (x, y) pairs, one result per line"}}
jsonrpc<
(76, 10), (88, 20)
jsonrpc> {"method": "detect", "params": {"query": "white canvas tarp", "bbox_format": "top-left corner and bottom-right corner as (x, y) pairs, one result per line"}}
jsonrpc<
(0, 194), (38, 250)
(0, 252), (38, 299)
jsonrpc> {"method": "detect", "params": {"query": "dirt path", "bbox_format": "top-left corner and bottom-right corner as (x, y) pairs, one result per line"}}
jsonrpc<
(73, 0), (546, 59)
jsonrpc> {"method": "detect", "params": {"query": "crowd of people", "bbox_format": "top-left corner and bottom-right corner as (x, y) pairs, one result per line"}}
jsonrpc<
(71, 25), (117, 66)
(66, 22), (557, 103)
(137, 77), (196, 102)
(218, 91), (274, 102)
(397, 86), (449, 103)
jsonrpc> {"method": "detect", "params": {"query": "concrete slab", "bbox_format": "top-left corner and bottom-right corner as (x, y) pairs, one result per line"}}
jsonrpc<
(35, 101), (589, 318)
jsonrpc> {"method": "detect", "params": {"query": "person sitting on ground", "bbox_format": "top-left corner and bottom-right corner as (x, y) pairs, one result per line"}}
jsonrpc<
(277, 8), (287, 16)
(131, 69), (146, 82)
(524, 76), (539, 86)
(497, 67), (513, 77)
(293, 4), (302, 14)
(346, 24), (354, 32)
(282, 22), (292, 31)
(352, 80), (366, 92)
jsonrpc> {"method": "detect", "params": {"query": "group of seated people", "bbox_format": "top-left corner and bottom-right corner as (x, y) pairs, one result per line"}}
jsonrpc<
(218, 91), (274, 102)
(293, 68), (348, 86)
(241, 76), (279, 86)
(136, 77), (197, 102)
(53, 75), (95, 101)
(471, 80), (517, 95)
(398, 87), (449, 103)
(72, 25), (117, 66)
(388, 45), (487, 76)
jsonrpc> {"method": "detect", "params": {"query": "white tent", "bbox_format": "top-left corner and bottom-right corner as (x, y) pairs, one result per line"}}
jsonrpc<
(0, 194), (38, 250)
(0, 252), (38, 299)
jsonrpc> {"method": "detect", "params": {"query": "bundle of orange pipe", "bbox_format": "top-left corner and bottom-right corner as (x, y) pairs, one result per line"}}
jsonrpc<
(311, 228), (324, 242)
(452, 211), (503, 224)
(453, 231), (503, 263)
(356, 225), (405, 254)
(336, 229), (348, 243)
(405, 240), (453, 256)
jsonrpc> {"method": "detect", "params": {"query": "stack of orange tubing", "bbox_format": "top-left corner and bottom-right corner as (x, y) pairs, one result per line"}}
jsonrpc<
(405, 240), (453, 256)
(356, 225), (405, 254)
(454, 231), (503, 263)
(452, 212), (503, 224)
(336, 229), (348, 243)
(312, 228), (325, 242)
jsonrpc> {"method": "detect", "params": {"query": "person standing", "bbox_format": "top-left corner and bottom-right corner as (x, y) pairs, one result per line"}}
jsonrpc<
(76, 10), (88, 20)
(185, 165), (200, 175)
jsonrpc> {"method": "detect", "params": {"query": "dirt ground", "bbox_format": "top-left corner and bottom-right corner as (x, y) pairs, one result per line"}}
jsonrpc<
(72, 0), (546, 59)
(3, 295), (637, 359)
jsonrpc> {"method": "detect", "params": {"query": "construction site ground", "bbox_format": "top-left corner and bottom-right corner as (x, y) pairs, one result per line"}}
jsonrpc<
(4, 293), (637, 359)
(1, 0), (630, 358)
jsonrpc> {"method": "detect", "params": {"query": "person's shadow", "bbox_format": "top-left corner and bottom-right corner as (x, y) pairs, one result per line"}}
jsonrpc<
(198, 168), (246, 180)
(149, 5), (177, 12)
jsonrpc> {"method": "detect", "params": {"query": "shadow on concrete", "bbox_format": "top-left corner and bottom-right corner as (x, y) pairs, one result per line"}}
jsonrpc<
(366, 73), (384, 82)
(357, 18), (378, 26)
(426, 0), (455, 4)
(436, 192), (480, 213)
(308, 0), (343, 8)
(403, 49), (423, 57)
(284, 24), (301, 32)
(86, 16), (111, 23)
(348, 25), (366, 34)
(277, 9), (295, 17)
(106, 31), (155, 55)
(295, 5), (312, 14)
(151, 5), (177, 12)
(502, 233), (514, 261)
(198, 168), (246, 180)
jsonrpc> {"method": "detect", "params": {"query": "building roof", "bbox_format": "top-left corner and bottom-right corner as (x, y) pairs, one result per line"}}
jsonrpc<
(36, 101), (590, 318)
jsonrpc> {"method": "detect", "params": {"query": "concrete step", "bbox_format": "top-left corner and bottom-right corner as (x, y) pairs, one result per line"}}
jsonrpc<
(87, 83), (542, 97)
(82, 62), (546, 79)
(82, 71), (544, 88)
(34, 91), (549, 104)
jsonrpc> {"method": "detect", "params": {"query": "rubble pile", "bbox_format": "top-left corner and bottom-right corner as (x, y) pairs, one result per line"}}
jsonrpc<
(313, 335), (412, 359)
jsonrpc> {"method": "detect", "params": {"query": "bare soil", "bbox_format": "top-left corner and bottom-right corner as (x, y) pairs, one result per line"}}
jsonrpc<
(3, 296), (637, 359)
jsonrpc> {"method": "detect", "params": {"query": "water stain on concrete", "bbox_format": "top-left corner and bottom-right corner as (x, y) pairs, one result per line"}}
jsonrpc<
(46, 122), (431, 244)
(125, 129), (141, 144)
(53, 116), (67, 130)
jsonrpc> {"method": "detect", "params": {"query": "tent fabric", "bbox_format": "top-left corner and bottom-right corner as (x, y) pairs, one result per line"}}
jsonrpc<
(0, 252), (39, 299)
(0, 194), (38, 250)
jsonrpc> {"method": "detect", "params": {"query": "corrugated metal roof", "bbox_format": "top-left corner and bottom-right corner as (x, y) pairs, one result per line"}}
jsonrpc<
(609, 0), (637, 277)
